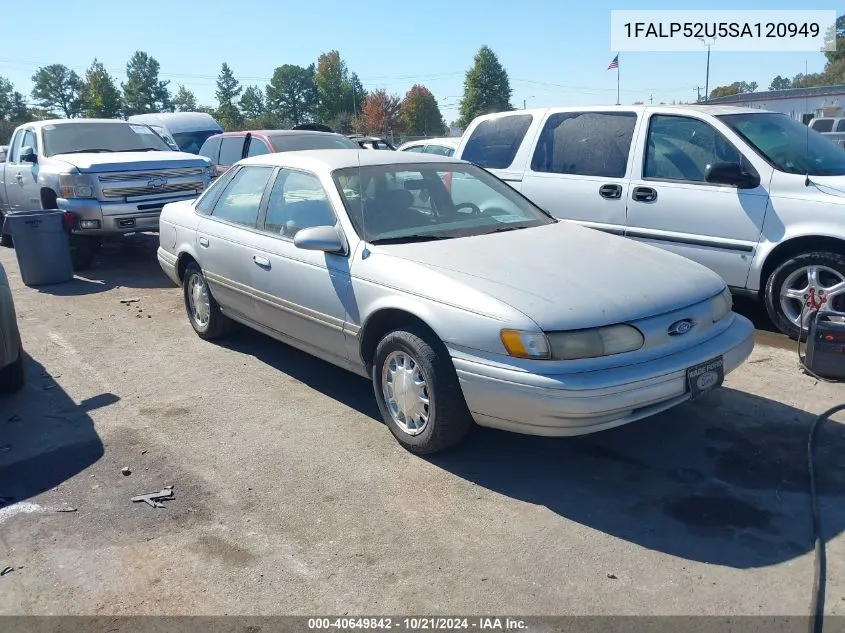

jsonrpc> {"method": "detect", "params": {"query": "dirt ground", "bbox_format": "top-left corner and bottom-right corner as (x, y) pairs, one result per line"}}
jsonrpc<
(1, 235), (844, 616)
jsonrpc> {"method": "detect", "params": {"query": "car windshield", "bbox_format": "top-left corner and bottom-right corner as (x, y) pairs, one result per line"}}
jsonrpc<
(268, 133), (359, 152)
(718, 112), (845, 176)
(172, 130), (219, 154)
(42, 122), (172, 156)
(332, 162), (555, 243)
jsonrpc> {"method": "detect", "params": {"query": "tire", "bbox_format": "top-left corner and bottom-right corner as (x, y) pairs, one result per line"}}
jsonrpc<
(0, 347), (25, 395)
(0, 212), (11, 248)
(764, 251), (845, 340)
(69, 235), (100, 271)
(182, 262), (232, 340)
(372, 325), (473, 454)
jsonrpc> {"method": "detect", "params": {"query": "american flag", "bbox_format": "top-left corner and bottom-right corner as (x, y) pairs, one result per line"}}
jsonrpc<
(607, 54), (619, 70)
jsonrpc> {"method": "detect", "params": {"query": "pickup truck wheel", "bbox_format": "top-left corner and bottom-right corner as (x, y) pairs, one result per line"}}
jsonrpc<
(764, 251), (845, 339)
(0, 347), (25, 395)
(0, 213), (11, 248)
(69, 236), (100, 271)
(372, 325), (473, 454)
(183, 262), (232, 340)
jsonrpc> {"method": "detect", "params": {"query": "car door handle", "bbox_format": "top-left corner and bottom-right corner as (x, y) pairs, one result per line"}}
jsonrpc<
(253, 255), (271, 268)
(198, 237), (209, 247)
(599, 184), (622, 199)
(632, 186), (657, 203)
(14, 173), (23, 182)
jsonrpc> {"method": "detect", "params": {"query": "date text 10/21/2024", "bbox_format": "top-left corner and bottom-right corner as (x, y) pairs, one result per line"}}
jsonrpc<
(307, 617), (528, 631)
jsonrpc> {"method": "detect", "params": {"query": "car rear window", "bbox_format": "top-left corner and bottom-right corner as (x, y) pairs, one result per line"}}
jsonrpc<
(461, 115), (533, 169)
(530, 111), (637, 178)
(267, 133), (359, 152)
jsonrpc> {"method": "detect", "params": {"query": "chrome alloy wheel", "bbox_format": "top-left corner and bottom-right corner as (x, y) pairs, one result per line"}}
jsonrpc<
(779, 265), (845, 327)
(381, 351), (432, 436)
(188, 273), (211, 327)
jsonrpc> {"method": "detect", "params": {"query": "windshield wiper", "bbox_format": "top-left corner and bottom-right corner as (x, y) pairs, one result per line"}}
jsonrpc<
(484, 225), (531, 234)
(60, 148), (116, 154)
(369, 234), (455, 244)
(133, 147), (163, 152)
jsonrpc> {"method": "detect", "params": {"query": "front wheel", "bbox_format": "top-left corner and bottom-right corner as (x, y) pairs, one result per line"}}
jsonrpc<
(372, 325), (473, 454)
(182, 262), (233, 340)
(764, 251), (845, 339)
(0, 212), (11, 248)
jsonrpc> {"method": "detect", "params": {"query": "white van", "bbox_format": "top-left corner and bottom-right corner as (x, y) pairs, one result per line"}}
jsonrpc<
(455, 105), (845, 338)
(127, 112), (223, 154)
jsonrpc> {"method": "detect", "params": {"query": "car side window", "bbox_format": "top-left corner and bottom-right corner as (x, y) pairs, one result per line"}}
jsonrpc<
(218, 136), (244, 166)
(247, 139), (270, 157)
(644, 114), (744, 183)
(7, 130), (22, 163)
(836, 120), (845, 132)
(210, 166), (273, 228)
(22, 129), (38, 154)
(199, 136), (222, 163)
(263, 169), (337, 238)
(462, 115), (533, 169)
(195, 167), (238, 215)
(425, 144), (453, 156)
(812, 119), (833, 132)
(530, 112), (636, 178)
(402, 145), (426, 153)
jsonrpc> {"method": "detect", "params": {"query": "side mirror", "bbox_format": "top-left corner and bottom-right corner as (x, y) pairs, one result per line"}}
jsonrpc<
(293, 225), (346, 254)
(704, 162), (759, 189)
(19, 146), (37, 163)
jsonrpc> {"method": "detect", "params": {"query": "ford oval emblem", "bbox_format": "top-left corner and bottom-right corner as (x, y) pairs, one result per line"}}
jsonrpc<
(668, 319), (696, 336)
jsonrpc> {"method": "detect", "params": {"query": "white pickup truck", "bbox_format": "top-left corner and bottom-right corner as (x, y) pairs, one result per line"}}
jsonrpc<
(0, 118), (214, 269)
(455, 104), (845, 338)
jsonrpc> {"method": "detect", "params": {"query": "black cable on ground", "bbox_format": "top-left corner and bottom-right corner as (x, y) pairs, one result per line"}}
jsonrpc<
(808, 404), (845, 633)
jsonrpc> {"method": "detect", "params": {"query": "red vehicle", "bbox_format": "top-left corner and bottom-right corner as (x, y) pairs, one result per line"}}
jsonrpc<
(198, 129), (359, 177)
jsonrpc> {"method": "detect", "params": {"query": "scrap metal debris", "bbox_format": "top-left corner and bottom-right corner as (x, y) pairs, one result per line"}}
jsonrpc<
(1, 567), (13, 577)
(54, 506), (77, 513)
(121, 467), (132, 476)
(119, 298), (140, 304)
(131, 487), (174, 508)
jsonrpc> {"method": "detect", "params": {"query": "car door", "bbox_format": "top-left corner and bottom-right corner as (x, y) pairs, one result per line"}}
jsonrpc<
(625, 112), (770, 288)
(5, 128), (40, 212)
(250, 168), (353, 364)
(196, 165), (275, 325)
(519, 111), (639, 235)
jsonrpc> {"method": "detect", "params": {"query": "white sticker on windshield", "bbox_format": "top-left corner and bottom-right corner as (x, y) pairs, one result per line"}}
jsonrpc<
(492, 214), (525, 223)
(130, 125), (155, 135)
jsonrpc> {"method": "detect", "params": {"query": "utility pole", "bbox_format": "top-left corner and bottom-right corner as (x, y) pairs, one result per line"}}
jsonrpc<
(695, 86), (702, 102)
(698, 37), (715, 102)
(649, 94), (653, 104)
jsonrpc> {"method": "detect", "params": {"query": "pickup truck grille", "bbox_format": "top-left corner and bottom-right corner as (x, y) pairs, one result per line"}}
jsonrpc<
(98, 168), (206, 200)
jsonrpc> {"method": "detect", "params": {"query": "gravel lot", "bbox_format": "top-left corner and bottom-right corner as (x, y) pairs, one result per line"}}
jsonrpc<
(1, 235), (844, 616)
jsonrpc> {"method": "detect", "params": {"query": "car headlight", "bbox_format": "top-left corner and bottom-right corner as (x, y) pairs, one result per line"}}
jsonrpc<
(500, 329), (551, 359)
(710, 287), (733, 322)
(58, 173), (96, 199)
(547, 324), (644, 360)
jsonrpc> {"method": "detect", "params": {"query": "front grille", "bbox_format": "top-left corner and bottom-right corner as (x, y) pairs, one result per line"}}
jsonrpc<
(98, 167), (205, 199)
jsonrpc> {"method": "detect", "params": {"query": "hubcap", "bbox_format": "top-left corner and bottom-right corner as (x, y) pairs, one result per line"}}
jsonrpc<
(779, 265), (845, 328)
(381, 351), (431, 436)
(188, 273), (211, 326)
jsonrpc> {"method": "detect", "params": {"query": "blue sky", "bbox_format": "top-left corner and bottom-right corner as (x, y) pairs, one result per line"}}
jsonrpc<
(0, 0), (836, 121)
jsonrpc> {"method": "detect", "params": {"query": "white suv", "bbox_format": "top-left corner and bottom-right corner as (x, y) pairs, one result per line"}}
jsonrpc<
(455, 105), (845, 338)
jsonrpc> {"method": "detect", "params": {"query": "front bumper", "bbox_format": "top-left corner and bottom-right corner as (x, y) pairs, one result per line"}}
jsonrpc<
(454, 313), (755, 437)
(59, 196), (197, 236)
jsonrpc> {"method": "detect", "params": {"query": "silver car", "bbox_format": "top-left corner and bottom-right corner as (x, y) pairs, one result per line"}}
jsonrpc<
(157, 150), (755, 454)
(0, 261), (24, 394)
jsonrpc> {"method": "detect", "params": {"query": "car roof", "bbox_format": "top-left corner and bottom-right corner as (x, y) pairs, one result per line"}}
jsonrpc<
(470, 104), (769, 123)
(238, 148), (464, 171)
(127, 112), (222, 133)
(25, 118), (145, 129)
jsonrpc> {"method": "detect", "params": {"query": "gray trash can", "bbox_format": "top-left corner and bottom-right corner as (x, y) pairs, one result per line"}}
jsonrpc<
(4, 210), (74, 287)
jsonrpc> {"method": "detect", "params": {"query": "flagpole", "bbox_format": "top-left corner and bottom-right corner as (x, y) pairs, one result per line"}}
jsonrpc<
(616, 54), (620, 105)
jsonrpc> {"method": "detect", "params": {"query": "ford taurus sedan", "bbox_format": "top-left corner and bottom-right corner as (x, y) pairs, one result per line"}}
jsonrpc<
(157, 150), (755, 454)
(0, 260), (24, 394)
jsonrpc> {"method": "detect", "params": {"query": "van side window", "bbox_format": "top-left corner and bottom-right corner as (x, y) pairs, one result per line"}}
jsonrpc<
(812, 119), (833, 132)
(836, 120), (845, 132)
(530, 112), (636, 177)
(462, 115), (533, 169)
(218, 136), (245, 166)
(644, 114), (743, 183)
(199, 136), (222, 163)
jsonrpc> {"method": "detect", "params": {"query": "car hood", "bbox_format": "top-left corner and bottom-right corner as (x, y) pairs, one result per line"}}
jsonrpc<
(374, 222), (726, 330)
(50, 151), (208, 173)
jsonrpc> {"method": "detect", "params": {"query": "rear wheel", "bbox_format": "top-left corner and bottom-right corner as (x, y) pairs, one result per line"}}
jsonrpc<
(0, 212), (11, 248)
(764, 251), (845, 339)
(183, 262), (233, 340)
(0, 347), (25, 395)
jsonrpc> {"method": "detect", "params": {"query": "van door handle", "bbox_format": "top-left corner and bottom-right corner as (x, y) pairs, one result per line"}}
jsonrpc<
(198, 237), (209, 247)
(15, 173), (23, 182)
(253, 255), (271, 268)
(599, 184), (622, 199)
(632, 186), (657, 203)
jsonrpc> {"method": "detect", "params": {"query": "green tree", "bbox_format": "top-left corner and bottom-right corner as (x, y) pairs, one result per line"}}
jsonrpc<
(315, 51), (364, 123)
(173, 85), (198, 112)
(266, 64), (317, 126)
(399, 84), (446, 137)
(824, 15), (845, 65)
(708, 81), (757, 99)
(9, 92), (29, 122)
(122, 51), (172, 115)
(31, 64), (82, 117)
(0, 76), (14, 120)
(239, 85), (265, 121)
(457, 46), (513, 128)
(79, 59), (122, 118)
(215, 62), (243, 130)
(768, 75), (792, 91)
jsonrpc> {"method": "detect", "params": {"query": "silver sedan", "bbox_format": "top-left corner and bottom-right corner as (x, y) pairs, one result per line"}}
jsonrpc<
(0, 261), (24, 394)
(157, 150), (755, 454)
